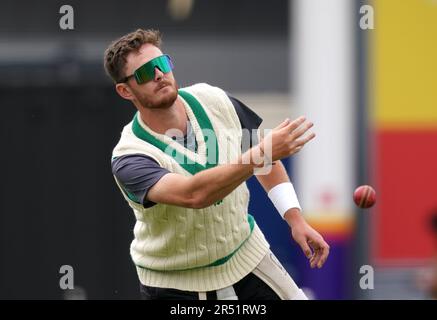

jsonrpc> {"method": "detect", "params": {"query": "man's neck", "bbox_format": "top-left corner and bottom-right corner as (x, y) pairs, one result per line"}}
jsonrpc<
(139, 97), (188, 136)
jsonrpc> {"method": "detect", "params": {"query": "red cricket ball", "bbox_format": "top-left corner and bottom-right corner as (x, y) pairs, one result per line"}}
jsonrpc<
(353, 185), (376, 209)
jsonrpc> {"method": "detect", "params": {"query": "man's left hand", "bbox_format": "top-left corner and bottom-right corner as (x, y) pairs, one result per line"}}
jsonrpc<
(285, 209), (330, 269)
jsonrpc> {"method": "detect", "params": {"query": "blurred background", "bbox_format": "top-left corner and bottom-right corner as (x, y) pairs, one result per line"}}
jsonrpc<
(0, 0), (436, 299)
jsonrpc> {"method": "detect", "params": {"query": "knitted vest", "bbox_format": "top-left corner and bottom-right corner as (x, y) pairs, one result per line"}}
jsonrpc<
(112, 83), (269, 291)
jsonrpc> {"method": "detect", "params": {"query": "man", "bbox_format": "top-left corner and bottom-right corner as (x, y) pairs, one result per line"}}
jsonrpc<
(104, 29), (329, 300)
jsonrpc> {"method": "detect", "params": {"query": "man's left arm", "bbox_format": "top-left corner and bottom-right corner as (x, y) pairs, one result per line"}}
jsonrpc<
(227, 93), (329, 267)
(255, 161), (330, 269)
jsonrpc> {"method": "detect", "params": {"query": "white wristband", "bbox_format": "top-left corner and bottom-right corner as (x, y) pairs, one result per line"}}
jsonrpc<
(267, 182), (302, 219)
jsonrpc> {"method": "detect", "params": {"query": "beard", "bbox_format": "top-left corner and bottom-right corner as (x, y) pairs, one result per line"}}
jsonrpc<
(135, 80), (179, 110)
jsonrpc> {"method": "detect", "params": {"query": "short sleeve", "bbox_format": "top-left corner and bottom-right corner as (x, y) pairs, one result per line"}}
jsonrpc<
(111, 154), (170, 208)
(227, 94), (263, 151)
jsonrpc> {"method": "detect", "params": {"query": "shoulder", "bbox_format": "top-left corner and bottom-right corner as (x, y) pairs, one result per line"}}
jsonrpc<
(180, 83), (238, 124)
(181, 83), (229, 102)
(111, 119), (165, 165)
(226, 95), (263, 130)
(111, 154), (162, 177)
(111, 154), (170, 208)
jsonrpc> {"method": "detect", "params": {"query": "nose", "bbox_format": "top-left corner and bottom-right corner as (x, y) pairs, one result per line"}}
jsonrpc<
(154, 67), (164, 81)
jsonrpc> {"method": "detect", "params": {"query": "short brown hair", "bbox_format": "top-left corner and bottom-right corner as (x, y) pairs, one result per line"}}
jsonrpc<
(104, 28), (162, 83)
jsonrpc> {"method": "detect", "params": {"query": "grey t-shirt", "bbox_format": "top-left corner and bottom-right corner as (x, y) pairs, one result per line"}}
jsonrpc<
(112, 95), (263, 208)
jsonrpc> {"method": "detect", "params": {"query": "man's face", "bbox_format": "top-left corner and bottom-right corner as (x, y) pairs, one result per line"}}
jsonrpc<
(121, 43), (178, 109)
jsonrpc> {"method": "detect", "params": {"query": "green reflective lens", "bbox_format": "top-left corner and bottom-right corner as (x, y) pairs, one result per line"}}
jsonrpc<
(134, 54), (174, 84)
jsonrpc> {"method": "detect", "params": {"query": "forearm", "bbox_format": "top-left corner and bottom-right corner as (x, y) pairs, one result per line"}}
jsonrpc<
(255, 160), (290, 192)
(255, 160), (305, 226)
(189, 148), (260, 207)
(189, 115), (316, 208)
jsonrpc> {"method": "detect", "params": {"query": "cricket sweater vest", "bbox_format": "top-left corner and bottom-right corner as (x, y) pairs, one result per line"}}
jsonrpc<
(112, 83), (270, 292)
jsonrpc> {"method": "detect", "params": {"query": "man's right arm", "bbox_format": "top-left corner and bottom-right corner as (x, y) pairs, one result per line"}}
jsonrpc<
(147, 150), (257, 209)
(147, 116), (315, 209)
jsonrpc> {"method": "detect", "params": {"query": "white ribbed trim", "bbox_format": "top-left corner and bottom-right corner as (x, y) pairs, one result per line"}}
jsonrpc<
(136, 224), (270, 292)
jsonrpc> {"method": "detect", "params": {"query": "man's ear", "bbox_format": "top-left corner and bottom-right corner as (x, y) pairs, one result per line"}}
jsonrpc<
(115, 83), (135, 101)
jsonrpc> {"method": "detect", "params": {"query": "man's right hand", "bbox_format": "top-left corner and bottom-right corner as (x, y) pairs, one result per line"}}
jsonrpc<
(256, 116), (315, 164)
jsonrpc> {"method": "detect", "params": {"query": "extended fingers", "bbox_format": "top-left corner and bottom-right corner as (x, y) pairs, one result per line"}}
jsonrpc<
(281, 116), (306, 133)
(289, 121), (314, 140)
(295, 132), (316, 146)
(275, 118), (291, 130)
(289, 132), (316, 153)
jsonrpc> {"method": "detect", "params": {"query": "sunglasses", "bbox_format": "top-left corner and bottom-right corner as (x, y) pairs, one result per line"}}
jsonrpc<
(119, 54), (174, 84)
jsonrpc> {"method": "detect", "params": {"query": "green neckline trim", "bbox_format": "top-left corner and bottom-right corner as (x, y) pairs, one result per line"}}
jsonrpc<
(131, 90), (219, 175)
(136, 214), (255, 272)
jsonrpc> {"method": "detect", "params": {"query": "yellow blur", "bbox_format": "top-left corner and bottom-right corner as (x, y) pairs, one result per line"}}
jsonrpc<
(372, 0), (437, 128)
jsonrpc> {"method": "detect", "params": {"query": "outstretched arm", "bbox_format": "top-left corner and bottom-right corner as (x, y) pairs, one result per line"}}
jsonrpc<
(147, 117), (314, 209)
(255, 161), (330, 269)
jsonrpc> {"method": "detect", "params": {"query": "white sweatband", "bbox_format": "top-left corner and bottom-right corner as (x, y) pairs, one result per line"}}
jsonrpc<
(267, 182), (302, 219)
